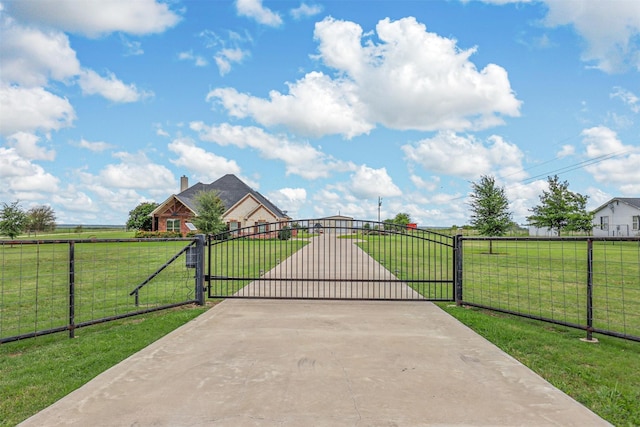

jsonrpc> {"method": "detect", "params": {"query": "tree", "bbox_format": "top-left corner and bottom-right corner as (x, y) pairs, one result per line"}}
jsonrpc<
(527, 175), (593, 236)
(393, 212), (411, 228)
(384, 213), (412, 232)
(277, 225), (292, 240)
(0, 201), (28, 240)
(26, 205), (56, 235)
(469, 176), (512, 254)
(192, 190), (226, 235)
(126, 202), (159, 231)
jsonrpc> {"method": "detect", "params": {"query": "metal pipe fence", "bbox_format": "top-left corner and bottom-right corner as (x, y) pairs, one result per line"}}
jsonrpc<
(458, 236), (640, 342)
(0, 237), (203, 343)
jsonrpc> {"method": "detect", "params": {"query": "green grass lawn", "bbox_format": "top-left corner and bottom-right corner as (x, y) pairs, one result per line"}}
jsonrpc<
(2, 228), (135, 241)
(1, 238), (199, 342)
(461, 239), (640, 339)
(1, 235), (309, 342)
(356, 230), (455, 299)
(356, 234), (640, 339)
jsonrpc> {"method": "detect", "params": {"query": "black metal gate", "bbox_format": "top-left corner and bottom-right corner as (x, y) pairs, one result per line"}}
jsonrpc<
(206, 219), (454, 301)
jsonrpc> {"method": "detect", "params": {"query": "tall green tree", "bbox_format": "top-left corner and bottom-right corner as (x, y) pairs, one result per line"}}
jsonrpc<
(192, 190), (226, 235)
(469, 175), (513, 238)
(127, 202), (159, 231)
(527, 175), (593, 236)
(0, 201), (28, 240)
(26, 205), (56, 235)
(468, 175), (513, 254)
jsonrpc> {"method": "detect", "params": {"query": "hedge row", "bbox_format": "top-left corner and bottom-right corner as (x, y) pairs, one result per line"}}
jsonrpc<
(134, 231), (183, 238)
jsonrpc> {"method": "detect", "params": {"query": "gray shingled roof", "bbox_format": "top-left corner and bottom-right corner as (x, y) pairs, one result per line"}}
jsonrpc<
(176, 174), (288, 218)
(618, 198), (640, 209)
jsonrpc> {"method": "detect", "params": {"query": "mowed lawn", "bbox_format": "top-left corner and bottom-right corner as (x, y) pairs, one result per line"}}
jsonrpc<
(355, 230), (455, 299)
(1, 237), (199, 341)
(358, 233), (640, 339)
(460, 238), (640, 339)
(1, 232), (308, 342)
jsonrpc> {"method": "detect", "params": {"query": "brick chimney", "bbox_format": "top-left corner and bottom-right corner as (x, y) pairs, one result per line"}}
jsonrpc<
(180, 175), (188, 192)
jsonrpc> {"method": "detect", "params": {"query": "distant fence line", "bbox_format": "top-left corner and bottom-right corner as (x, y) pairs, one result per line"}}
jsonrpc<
(457, 236), (640, 342)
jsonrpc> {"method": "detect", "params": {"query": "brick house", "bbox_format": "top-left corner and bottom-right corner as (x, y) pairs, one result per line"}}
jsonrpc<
(150, 174), (290, 236)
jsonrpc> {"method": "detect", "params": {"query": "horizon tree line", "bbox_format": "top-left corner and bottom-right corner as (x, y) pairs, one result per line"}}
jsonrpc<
(1, 175), (594, 240)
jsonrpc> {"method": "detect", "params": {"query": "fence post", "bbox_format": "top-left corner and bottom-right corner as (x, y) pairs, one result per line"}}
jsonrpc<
(68, 241), (76, 339)
(195, 234), (205, 306)
(454, 234), (463, 305)
(585, 238), (594, 341)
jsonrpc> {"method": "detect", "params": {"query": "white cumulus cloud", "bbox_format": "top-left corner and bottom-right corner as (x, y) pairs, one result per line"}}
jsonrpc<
(610, 87), (640, 113)
(5, 0), (181, 37)
(168, 137), (241, 182)
(290, 3), (322, 20)
(178, 51), (208, 67)
(0, 147), (60, 197)
(581, 126), (640, 194)
(78, 69), (153, 103)
(349, 165), (402, 199)
(0, 85), (75, 136)
(77, 138), (115, 153)
(7, 131), (55, 161)
(214, 48), (249, 76)
(236, 0), (282, 27)
(208, 16), (521, 139)
(542, 0), (640, 73)
(0, 22), (80, 87)
(208, 72), (371, 138)
(99, 152), (175, 190)
(267, 187), (307, 218)
(402, 131), (526, 181)
(190, 122), (355, 179)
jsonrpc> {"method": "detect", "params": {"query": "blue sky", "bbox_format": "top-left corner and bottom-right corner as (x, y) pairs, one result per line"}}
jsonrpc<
(1, 0), (639, 226)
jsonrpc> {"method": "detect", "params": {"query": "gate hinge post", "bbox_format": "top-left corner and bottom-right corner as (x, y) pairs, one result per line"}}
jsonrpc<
(195, 234), (206, 305)
(454, 234), (463, 305)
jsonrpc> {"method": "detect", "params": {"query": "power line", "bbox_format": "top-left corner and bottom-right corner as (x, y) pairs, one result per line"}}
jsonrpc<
(433, 147), (633, 204)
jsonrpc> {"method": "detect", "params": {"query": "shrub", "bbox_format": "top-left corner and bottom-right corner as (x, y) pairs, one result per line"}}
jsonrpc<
(278, 226), (292, 241)
(134, 231), (182, 238)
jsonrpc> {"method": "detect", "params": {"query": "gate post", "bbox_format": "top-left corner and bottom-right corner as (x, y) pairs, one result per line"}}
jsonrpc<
(454, 234), (463, 306)
(585, 238), (594, 341)
(68, 241), (76, 338)
(195, 234), (205, 306)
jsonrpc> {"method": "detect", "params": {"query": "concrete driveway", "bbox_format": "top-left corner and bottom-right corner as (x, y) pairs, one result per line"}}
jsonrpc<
(19, 299), (609, 426)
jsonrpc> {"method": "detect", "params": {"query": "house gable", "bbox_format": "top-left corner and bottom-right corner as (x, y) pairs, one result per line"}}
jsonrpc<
(592, 197), (640, 237)
(151, 174), (289, 235)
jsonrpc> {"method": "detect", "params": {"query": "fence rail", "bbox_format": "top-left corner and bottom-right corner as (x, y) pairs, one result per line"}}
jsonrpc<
(3, 232), (639, 344)
(458, 236), (640, 342)
(0, 237), (203, 343)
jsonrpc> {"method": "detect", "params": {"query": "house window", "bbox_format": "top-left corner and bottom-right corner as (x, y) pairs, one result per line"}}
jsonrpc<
(228, 221), (241, 235)
(600, 216), (609, 231)
(256, 221), (268, 233)
(167, 218), (181, 232)
(633, 216), (640, 230)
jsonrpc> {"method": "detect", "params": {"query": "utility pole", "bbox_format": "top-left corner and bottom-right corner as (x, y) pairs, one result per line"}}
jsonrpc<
(378, 197), (382, 224)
